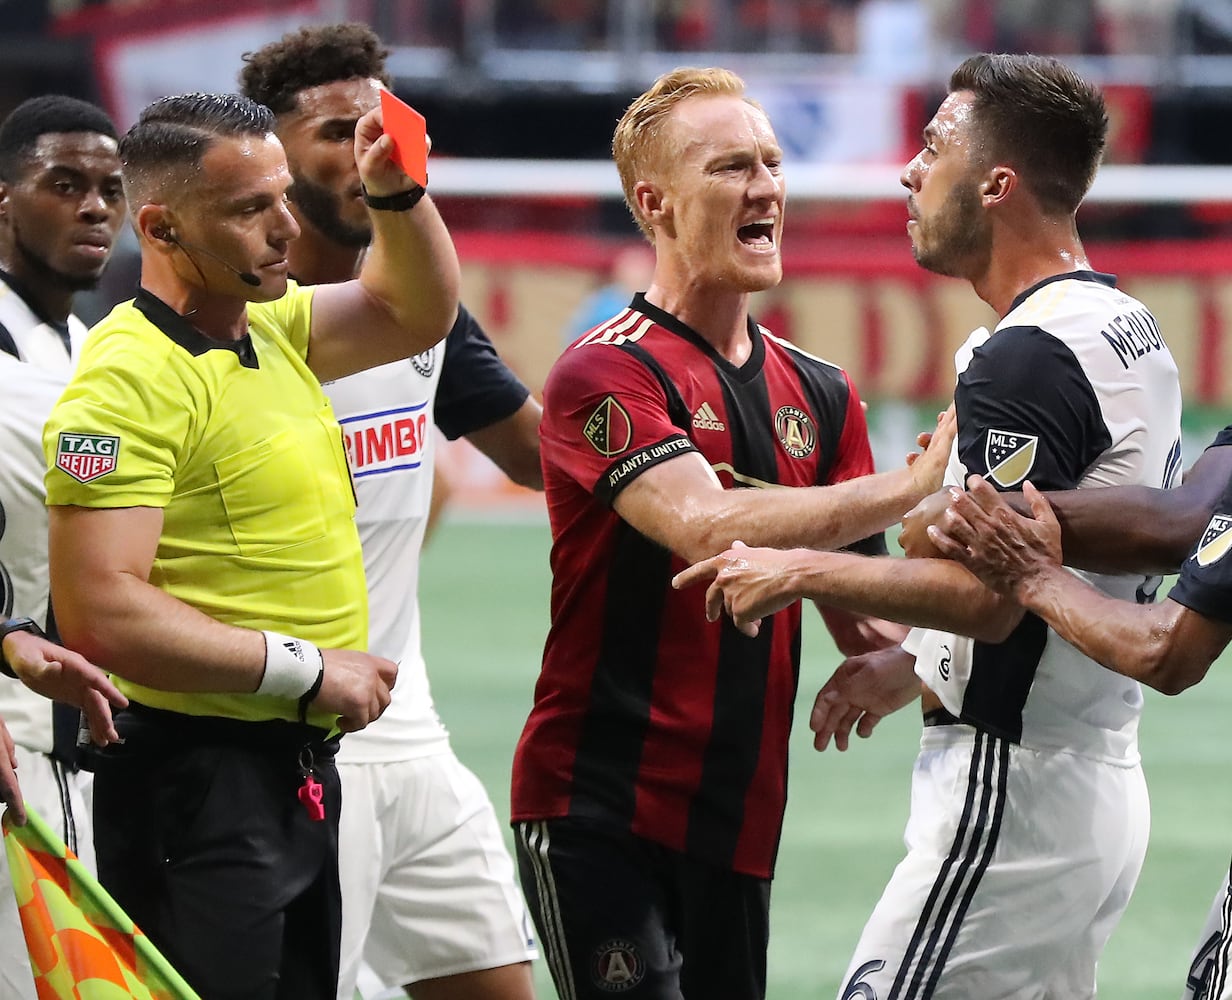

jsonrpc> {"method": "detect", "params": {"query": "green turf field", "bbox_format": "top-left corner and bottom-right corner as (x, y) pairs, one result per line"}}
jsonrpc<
(420, 517), (1232, 1000)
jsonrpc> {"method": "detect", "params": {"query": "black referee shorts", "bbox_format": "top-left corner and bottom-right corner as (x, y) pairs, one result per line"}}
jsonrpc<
(514, 817), (770, 1000)
(92, 703), (342, 1000)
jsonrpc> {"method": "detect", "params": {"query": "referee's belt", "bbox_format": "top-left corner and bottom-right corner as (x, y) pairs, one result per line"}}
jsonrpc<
(113, 701), (337, 754)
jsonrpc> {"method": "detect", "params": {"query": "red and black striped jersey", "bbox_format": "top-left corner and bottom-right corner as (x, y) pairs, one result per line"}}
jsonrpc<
(512, 295), (880, 878)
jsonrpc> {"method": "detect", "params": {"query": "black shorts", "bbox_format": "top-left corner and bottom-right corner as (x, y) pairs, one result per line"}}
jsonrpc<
(92, 703), (342, 1000)
(514, 817), (770, 999)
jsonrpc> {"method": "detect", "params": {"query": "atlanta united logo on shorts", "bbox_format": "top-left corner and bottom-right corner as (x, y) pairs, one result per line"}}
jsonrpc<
(591, 939), (645, 992)
(584, 395), (634, 457)
(55, 432), (119, 483)
(1195, 514), (1232, 567)
(775, 405), (816, 459)
(985, 429), (1038, 487)
(411, 348), (435, 377)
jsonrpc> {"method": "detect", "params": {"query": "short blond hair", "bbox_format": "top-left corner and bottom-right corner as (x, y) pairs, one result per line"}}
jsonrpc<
(613, 67), (749, 239)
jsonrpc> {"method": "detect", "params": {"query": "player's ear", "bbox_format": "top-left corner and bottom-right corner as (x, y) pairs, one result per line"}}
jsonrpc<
(635, 181), (669, 235)
(0, 181), (10, 225)
(980, 166), (1016, 207)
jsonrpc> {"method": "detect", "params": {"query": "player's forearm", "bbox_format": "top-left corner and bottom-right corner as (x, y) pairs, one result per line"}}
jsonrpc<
(52, 570), (265, 694)
(360, 194), (460, 356)
(792, 552), (1023, 642)
(1015, 570), (1210, 694)
(687, 464), (933, 563)
(1034, 486), (1200, 575)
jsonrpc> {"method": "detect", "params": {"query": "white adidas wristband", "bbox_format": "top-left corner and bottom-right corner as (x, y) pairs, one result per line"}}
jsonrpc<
(258, 631), (324, 699)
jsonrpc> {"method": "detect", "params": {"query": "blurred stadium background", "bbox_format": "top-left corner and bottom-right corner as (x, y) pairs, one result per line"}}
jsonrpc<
(7, 1), (1232, 996)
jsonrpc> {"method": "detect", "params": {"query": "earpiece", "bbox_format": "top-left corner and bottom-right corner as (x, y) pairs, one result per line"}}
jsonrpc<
(152, 226), (174, 243)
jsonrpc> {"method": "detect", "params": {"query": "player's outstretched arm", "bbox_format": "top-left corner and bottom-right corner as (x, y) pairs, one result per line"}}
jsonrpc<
(930, 475), (1232, 694)
(615, 407), (957, 567)
(673, 538), (1023, 642)
(308, 105), (460, 382)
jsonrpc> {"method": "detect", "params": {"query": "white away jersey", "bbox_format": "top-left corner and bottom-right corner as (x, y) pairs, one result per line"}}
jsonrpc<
(911, 271), (1182, 763)
(0, 274), (86, 375)
(330, 306), (529, 763)
(0, 276), (84, 754)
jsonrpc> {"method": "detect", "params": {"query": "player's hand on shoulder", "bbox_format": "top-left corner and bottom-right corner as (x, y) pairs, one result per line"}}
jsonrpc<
(316, 649), (398, 733)
(906, 404), (956, 496)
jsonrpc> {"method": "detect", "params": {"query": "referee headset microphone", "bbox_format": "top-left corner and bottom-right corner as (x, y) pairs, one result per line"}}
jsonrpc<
(151, 226), (262, 287)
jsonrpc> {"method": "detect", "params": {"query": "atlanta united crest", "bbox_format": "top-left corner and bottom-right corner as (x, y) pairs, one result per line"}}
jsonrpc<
(985, 429), (1037, 488)
(775, 405), (816, 459)
(584, 395), (634, 457)
(1196, 514), (1232, 567)
(591, 939), (645, 992)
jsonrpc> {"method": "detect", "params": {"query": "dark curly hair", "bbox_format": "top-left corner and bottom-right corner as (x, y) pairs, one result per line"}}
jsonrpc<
(239, 23), (392, 115)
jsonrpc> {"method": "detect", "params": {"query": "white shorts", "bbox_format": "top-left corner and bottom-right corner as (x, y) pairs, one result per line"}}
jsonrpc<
(336, 752), (537, 999)
(1182, 861), (1232, 999)
(838, 724), (1149, 1000)
(12, 746), (93, 873)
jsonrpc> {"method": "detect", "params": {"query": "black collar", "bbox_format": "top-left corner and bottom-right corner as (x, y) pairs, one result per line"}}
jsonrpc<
(632, 293), (765, 384)
(134, 287), (259, 369)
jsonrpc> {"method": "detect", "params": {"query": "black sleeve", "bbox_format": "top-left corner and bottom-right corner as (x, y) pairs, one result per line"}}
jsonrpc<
(1169, 479), (1232, 625)
(955, 325), (1111, 492)
(434, 305), (531, 441)
(1206, 425), (1232, 451)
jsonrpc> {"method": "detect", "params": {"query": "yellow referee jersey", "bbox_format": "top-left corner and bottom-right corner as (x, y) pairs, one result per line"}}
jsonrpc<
(43, 281), (366, 728)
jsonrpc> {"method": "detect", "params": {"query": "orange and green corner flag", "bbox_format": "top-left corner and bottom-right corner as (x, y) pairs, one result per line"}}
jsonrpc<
(2, 805), (201, 1000)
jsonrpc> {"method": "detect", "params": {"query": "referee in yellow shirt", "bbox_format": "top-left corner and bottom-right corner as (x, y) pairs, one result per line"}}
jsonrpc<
(42, 92), (459, 999)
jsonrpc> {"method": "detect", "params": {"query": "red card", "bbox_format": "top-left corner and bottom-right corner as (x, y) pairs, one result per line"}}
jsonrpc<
(379, 89), (428, 188)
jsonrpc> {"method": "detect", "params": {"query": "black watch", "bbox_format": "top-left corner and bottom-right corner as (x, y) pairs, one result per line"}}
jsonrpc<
(0, 617), (45, 679)
(361, 183), (426, 212)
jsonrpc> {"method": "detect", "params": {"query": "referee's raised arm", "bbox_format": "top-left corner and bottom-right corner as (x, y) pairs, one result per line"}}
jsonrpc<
(304, 102), (460, 384)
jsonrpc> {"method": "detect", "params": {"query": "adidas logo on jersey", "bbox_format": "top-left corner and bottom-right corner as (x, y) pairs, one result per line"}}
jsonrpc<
(692, 402), (726, 432)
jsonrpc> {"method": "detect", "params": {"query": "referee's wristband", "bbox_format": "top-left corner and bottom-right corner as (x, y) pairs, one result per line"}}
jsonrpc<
(0, 618), (46, 679)
(258, 631), (324, 702)
(361, 183), (426, 211)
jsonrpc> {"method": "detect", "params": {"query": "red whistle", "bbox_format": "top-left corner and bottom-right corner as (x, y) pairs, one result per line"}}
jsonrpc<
(297, 774), (325, 822)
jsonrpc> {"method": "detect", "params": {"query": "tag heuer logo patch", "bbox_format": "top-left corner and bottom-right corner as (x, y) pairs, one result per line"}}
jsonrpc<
(985, 429), (1037, 488)
(584, 396), (633, 457)
(56, 432), (119, 483)
(775, 405), (816, 459)
(1196, 514), (1232, 567)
